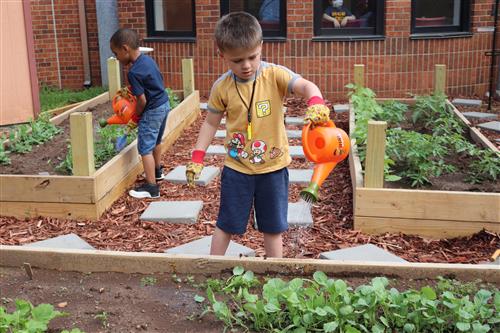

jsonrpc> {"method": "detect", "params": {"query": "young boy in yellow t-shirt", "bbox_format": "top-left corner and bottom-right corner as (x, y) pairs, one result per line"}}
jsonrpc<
(186, 12), (330, 258)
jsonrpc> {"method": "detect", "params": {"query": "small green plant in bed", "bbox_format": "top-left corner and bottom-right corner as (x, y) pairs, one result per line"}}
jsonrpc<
(40, 85), (106, 112)
(198, 267), (499, 333)
(348, 84), (499, 187)
(165, 87), (180, 109)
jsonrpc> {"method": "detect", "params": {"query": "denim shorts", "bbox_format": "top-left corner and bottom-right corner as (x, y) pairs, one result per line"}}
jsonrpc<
(137, 101), (170, 155)
(217, 166), (289, 235)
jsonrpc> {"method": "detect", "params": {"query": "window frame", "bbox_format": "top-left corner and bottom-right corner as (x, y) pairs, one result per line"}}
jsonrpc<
(144, 0), (197, 40)
(313, 0), (385, 40)
(220, 0), (287, 40)
(410, 0), (471, 35)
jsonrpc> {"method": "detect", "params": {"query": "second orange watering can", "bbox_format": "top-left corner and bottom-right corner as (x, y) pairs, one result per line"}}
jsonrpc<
(300, 120), (350, 203)
(99, 87), (138, 128)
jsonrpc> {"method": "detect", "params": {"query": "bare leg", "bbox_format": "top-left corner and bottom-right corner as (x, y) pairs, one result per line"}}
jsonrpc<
(263, 232), (283, 258)
(153, 144), (162, 169)
(210, 227), (232, 255)
(142, 153), (156, 184)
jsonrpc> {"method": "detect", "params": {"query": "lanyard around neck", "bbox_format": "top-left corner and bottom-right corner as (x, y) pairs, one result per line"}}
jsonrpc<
(234, 74), (257, 140)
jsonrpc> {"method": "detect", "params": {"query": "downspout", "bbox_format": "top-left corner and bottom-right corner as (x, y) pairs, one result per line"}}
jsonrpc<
(50, 0), (62, 88)
(488, 0), (499, 110)
(96, 0), (119, 87)
(78, 0), (91, 87)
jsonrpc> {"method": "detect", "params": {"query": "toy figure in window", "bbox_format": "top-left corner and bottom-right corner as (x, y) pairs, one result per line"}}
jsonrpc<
(259, 0), (280, 30)
(323, 0), (356, 28)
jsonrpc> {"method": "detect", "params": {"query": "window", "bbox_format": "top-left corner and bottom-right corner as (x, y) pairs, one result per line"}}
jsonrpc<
(145, 0), (196, 39)
(220, 0), (287, 39)
(314, 0), (385, 39)
(411, 0), (471, 35)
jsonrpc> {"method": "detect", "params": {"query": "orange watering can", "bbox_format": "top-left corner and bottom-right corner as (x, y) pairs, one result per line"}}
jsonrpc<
(300, 120), (350, 203)
(98, 87), (138, 128)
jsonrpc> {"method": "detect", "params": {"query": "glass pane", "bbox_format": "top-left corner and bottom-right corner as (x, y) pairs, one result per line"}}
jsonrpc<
(321, 0), (376, 29)
(227, 0), (282, 31)
(153, 0), (193, 31)
(415, 0), (460, 27)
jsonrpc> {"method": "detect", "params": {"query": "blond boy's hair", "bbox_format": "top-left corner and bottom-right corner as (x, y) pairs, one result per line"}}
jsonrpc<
(215, 12), (263, 52)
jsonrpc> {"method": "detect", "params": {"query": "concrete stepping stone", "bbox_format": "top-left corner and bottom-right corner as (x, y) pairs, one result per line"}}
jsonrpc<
(288, 201), (313, 227)
(286, 117), (304, 126)
(334, 104), (350, 113)
(477, 121), (500, 133)
(289, 169), (313, 184)
(199, 102), (208, 110)
(24, 233), (95, 250)
(165, 235), (255, 257)
(221, 118), (226, 125)
(287, 130), (302, 138)
(320, 244), (407, 262)
(215, 130), (226, 138)
(452, 98), (482, 107)
(462, 112), (497, 120)
(289, 146), (305, 158)
(140, 201), (203, 224)
(164, 166), (220, 186)
(206, 145), (226, 155)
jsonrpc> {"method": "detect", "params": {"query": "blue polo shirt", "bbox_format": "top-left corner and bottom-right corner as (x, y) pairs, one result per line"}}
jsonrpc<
(128, 54), (169, 111)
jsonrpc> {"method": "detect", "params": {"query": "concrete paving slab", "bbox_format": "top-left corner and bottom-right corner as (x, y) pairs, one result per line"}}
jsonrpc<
(24, 233), (95, 250)
(287, 201), (313, 227)
(477, 121), (500, 133)
(206, 145), (226, 155)
(289, 146), (305, 158)
(199, 102), (208, 110)
(164, 166), (220, 186)
(452, 98), (482, 107)
(289, 169), (313, 184)
(140, 201), (203, 224)
(334, 104), (350, 113)
(320, 244), (407, 262)
(287, 130), (302, 138)
(285, 117), (304, 126)
(221, 118), (226, 125)
(462, 112), (497, 120)
(165, 236), (255, 257)
(215, 130), (226, 138)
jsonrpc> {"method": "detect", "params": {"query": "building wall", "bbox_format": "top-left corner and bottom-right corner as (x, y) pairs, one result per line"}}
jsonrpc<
(31, 0), (498, 100)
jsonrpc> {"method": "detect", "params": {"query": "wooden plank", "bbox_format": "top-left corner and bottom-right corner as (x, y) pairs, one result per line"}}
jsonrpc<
(70, 112), (95, 176)
(470, 127), (499, 153)
(356, 188), (500, 223)
(1, 246), (498, 283)
(434, 64), (446, 94)
(107, 57), (120, 100)
(94, 91), (200, 201)
(364, 120), (386, 188)
(42, 102), (82, 116)
(447, 100), (471, 126)
(0, 201), (98, 220)
(354, 64), (364, 87)
(354, 216), (500, 239)
(348, 103), (364, 191)
(182, 58), (195, 99)
(51, 92), (108, 125)
(0, 175), (94, 203)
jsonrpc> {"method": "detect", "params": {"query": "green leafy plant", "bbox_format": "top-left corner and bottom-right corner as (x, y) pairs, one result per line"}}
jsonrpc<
(200, 268), (500, 333)
(94, 311), (109, 329)
(0, 135), (11, 165)
(165, 88), (180, 109)
(140, 276), (157, 287)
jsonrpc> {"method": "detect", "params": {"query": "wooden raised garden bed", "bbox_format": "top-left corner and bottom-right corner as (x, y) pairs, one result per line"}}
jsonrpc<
(0, 59), (199, 220)
(349, 65), (499, 239)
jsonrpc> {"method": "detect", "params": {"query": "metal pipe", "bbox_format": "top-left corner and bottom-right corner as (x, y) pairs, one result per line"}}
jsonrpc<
(488, 0), (499, 111)
(50, 0), (62, 88)
(78, 0), (91, 87)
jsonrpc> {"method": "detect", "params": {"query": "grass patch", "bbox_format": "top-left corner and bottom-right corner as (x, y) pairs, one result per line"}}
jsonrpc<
(40, 86), (106, 112)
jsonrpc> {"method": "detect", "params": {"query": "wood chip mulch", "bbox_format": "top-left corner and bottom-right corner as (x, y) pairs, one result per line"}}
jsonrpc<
(1, 98), (498, 264)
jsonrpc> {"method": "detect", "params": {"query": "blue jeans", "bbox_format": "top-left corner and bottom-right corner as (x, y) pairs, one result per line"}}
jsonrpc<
(217, 166), (289, 235)
(137, 101), (170, 155)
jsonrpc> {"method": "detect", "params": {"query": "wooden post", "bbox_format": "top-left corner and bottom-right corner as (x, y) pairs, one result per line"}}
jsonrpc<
(182, 58), (195, 98)
(107, 57), (121, 100)
(70, 112), (95, 176)
(354, 64), (365, 87)
(365, 120), (387, 188)
(434, 64), (446, 95)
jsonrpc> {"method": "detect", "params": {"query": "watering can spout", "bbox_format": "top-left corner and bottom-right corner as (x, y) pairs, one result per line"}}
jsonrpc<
(300, 120), (350, 203)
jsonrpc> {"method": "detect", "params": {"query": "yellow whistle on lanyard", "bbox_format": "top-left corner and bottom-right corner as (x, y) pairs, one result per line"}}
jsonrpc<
(247, 122), (252, 140)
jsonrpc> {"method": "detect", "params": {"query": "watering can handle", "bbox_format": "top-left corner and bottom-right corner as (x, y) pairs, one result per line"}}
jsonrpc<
(302, 120), (336, 162)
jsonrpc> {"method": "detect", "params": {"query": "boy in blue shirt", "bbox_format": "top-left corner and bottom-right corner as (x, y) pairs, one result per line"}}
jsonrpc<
(110, 28), (170, 198)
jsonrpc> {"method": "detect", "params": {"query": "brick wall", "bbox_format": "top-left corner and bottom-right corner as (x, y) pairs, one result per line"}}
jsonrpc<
(31, 0), (498, 100)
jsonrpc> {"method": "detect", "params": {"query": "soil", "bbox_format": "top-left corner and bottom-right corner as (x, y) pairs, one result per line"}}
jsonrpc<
(0, 103), (113, 176)
(3, 266), (489, 333)
(452, 99), (500, 150)
(0, 97), (498, 264)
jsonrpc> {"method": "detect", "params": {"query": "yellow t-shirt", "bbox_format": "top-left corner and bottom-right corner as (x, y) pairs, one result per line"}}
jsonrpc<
(208, 62), (301, 175)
